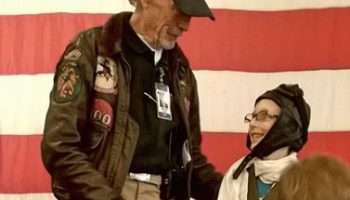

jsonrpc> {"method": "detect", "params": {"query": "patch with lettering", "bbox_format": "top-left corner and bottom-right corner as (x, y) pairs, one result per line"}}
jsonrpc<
(94, 56), (118, 94)
(64, 49), (82, 61)
(54, 63), (81, 103)
(90, 99), (114, 129)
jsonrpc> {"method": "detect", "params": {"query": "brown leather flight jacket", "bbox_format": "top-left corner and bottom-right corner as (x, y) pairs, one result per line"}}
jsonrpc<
(41, 12), (222, 200)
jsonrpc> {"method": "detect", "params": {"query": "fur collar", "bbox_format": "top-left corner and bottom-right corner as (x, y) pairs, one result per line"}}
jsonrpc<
(98, 12), (131, 56)
(98, 12), (189, 68)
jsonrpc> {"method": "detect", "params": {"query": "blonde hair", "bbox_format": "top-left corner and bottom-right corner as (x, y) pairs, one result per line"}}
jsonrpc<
(274, 154), (350, 200)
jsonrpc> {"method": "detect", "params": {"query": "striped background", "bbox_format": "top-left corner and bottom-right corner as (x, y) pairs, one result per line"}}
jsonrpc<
(1, 1), (350, 199)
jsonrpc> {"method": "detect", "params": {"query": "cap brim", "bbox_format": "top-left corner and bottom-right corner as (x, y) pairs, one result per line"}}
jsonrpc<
(173, 0), (215, 20)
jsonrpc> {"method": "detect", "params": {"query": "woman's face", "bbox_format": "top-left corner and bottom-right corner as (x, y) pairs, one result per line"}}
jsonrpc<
(247, 99), (281, 149)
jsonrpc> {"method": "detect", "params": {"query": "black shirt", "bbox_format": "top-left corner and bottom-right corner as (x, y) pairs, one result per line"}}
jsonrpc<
(121, 17), (181, 174)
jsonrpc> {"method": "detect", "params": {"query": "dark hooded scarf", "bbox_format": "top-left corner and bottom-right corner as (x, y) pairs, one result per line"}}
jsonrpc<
(233, 84), (311, 179)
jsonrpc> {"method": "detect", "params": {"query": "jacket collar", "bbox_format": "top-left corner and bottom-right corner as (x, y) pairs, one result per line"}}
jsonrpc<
(98, 12), (130, 56)
(98, 12), (189, 68)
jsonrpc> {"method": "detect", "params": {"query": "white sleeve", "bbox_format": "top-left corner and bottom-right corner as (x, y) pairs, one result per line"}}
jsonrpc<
(217, 158), (245, 200)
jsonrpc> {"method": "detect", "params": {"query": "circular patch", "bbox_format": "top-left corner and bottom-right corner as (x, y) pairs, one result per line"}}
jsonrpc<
(94, 56), (118, 94)
(54, 63), (81, 103)
(90, 99), (114, 129)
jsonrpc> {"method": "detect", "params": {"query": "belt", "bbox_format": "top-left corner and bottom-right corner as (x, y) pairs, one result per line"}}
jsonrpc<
(129, 173), (162, 186)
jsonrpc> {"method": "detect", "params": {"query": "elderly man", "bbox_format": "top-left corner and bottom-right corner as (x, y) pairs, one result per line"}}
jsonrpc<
(41, 0), (222, 200)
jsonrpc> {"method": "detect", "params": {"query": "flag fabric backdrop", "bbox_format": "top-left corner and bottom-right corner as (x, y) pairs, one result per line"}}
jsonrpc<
(1, 0), (350, 199)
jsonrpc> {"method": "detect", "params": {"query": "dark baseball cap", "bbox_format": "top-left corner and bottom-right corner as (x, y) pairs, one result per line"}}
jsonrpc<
(173, 0), (215, 20)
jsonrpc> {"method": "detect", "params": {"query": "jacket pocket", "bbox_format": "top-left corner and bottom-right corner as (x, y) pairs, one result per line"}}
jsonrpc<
(83, 124), (109, 162)
(88, 128), (106, 149)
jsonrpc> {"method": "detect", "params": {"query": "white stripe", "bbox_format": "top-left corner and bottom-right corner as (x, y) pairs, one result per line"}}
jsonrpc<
(2, 0), (350, 14)
(196, 69), (350, 132)
(0, 74), (53, 135)
(0, 193), (193, 200)
(209, 0), (350, 11)
(0, 1), (134, 15)
(0, 193), (55, 200)
(1, 70), (349, 135)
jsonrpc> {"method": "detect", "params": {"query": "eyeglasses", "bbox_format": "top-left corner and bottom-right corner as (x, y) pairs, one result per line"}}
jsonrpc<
(244, 110), (279, 123)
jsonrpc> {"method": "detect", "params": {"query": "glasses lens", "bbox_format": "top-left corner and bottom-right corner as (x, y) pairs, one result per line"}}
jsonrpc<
(255, 111), (268, 121)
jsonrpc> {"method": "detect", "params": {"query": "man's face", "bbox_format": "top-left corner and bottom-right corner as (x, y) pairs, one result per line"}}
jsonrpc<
(143, 0), (191, 49)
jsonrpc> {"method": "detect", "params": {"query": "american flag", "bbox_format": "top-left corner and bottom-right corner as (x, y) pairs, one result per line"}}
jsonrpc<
(1, 0), (350, 199)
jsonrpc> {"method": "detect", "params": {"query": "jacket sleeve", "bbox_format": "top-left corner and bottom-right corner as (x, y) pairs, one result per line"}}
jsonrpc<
(187, 71), (223, 200)
(41, 31), (121, 200)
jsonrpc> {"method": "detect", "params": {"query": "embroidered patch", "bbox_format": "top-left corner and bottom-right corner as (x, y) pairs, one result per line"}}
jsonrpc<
(54, 63), (81, 103)
(94, 56), (118, 94)
(90, 99), (114, 129)
(64, 49), (82, 61)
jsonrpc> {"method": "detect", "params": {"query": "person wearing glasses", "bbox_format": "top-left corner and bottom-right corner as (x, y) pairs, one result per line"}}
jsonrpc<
(217, 84), (311, 200)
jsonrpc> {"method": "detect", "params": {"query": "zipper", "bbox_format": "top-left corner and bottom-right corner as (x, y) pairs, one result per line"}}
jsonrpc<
(173, 63), (193, 199)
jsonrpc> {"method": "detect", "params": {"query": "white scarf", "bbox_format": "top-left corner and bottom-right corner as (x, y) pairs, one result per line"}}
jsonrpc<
(254, 152), (298, 184)
(218, 151), (299, 200)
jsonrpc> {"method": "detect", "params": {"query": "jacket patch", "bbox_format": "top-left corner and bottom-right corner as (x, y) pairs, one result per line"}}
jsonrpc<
(94, 56), (118, 94)
(64, 49), (82, 61)
(54, 63), (81, 103)
(91, 99), (114, 129)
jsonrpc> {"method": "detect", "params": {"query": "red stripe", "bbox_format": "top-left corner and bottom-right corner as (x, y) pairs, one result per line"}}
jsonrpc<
(0, 13), (109, 75)
(0, 135), (51, 193)
(2, 8), (350, 74)
(1, 132), (350, 193)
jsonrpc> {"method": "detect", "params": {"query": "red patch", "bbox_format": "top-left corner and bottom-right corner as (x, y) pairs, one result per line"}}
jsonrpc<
(91, 99), (114, 129)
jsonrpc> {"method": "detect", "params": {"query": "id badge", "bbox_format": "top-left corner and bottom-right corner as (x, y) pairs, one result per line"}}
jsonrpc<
(155, 82), (172, 120)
